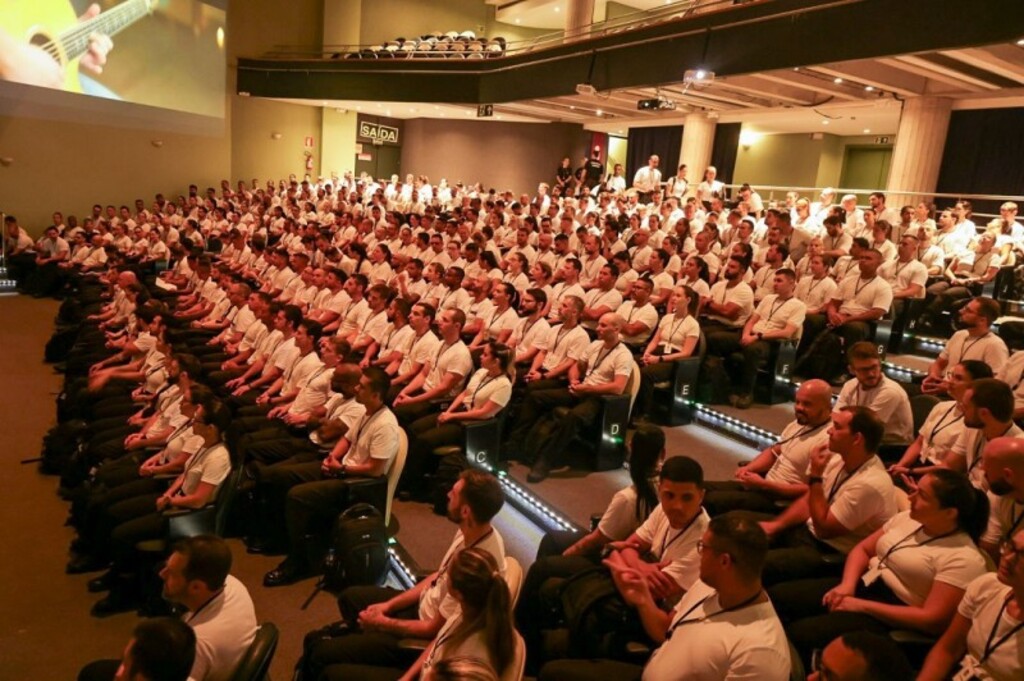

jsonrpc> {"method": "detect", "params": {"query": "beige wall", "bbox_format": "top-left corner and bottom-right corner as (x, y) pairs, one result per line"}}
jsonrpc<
(733, 132), (827, 191)
(321, 108), (359, 180)
(231, 99), (324, 183)
(0, 113), (229, 231)
(401, 119), (590, 192)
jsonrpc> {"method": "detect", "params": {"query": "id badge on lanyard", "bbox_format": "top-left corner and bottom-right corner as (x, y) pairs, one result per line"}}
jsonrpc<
(951, 655), (987, 681)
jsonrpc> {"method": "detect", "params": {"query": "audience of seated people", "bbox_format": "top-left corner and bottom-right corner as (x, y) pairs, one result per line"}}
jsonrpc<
(19, 173), (1024, 681)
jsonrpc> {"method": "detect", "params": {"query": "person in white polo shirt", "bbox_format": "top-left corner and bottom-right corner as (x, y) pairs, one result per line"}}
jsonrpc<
(923, 296), (1008, 396)
(723, 268), (806, 409)
(748, 406), (899, 586)
(538, 514), (790, 681)
(835, 341), (913, 445)
(796, 248), (893, 383)
(704, 379), (832, 515)
(515, 312), (634, 483)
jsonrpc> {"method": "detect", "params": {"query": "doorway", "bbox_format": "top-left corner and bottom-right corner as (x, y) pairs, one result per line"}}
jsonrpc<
(355, 144), (401, 181)
(840, 146), (893, 202)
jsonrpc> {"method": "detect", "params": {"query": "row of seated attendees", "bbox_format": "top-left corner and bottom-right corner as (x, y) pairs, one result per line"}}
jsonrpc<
(343, 32), (507, 60)
(19, 173), (1024, 681)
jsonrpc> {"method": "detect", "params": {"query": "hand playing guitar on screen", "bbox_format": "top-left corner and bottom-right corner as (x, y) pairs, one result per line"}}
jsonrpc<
(0, 3), (113, 89)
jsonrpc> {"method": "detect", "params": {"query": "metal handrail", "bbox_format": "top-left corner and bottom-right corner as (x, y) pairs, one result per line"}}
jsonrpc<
(718, 183), (1024, 204)
(715, 183), (1022, 221)
(260, 0), (751, 60)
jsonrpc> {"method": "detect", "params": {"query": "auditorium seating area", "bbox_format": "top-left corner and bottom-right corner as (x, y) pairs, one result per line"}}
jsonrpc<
(6, 173), (1024, 681)
(342, 32), (507, 60)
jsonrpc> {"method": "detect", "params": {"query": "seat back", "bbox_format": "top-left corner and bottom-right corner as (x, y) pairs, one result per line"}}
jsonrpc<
(463, 412), (506, 469)
(385, 429), (408, 526)
(500, 631), (527, 681)
(504, 556), (524, 607)
(667, 332), (704, 425)
(229, 622), (279, 681)
(910, 394), (941, 433)
(167, 462), (243, 541)
(626, 360), (641, 415)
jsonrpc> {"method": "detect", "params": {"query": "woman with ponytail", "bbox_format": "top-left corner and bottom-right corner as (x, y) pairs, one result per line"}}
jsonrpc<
(413, 548), (514, 681)
(772, 468), (991, 668)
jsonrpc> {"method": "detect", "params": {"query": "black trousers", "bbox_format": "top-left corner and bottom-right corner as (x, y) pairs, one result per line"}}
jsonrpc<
(404, 414), (463, 489)
(511, 388), (603, 469)
(301, 586), (419, 681)
(702, 480), (788, 516)
(770, 576), (903, 669)
(516, 554), (601, 671)
(539, 659), (642, 681)
(636, 356), (675, 418)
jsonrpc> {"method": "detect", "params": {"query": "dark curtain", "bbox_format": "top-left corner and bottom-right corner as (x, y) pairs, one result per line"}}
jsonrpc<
(626, 126), (683, 186)
(710, 122), (741, 194)
(936, 108), (1024, 217)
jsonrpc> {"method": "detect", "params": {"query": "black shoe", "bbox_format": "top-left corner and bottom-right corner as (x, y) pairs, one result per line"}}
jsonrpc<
(87, 570), (116, 593)
(263, 561), (306, 587)
(526, 459), (551, 483)
(67, 554), (109, 575)
(91, 589), (139, 618)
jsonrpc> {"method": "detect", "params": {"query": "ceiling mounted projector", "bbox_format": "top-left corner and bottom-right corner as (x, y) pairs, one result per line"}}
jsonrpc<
(637, 97), (677, 111)
(683, 69), (715, 86)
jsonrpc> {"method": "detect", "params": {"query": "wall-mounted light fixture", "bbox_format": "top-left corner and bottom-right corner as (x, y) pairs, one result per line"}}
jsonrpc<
(739, 129), (762, 150)
(270, 132), (283, 140)
(151, 140), (164, 148)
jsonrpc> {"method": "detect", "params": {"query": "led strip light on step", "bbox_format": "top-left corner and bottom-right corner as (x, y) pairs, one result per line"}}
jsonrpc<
(692, 403), (779, 450)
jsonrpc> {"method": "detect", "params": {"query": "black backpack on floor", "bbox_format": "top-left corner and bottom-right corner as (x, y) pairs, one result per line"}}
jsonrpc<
(558, 567), (644, 661)
(320, 503), (389, 592)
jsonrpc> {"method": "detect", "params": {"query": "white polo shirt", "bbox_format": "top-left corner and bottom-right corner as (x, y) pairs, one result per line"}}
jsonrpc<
(185, 575), (257, 681)
(581, 287), (624, 330)
(795, 275), (838, 312)
(835, 375), (914, 444)
(940, 330), (1009, 378)
(750, 294), (806, 339)
(655, 313), (700, 353)
(634, 507), (709, 592)
(510, 316), (551, 362)
(642, 580), (790, 681)
(766, 420), (830, 485)
(868, 511), (987, 608)
(878, 258), (929, 299)
(810, 455), (898, 554)
(539, 324), (590, 372)
(916, 400), (965, 465)
(705, 280), (755, 328)
(424, 340), (474, 398)
(580, 341), (634, 388)
(955, 573), (1024, 681)
(834, 274), (893, 317)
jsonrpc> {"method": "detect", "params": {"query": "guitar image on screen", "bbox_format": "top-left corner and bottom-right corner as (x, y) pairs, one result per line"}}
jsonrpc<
(3, 0), (157, 92)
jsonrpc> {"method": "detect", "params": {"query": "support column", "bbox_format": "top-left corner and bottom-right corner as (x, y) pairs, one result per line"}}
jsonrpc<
(565, 0), (596, 41)
(679, 113), (716, 197)
(886, 96), (952, 207)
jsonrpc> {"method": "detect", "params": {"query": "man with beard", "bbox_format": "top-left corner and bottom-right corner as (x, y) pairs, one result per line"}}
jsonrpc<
(298, 470), (506, 680)
(977, 438), (1024, 561)
(703, 380), (833, 515)
(157, 536), (256, 681)
(834, 341), (913, 445)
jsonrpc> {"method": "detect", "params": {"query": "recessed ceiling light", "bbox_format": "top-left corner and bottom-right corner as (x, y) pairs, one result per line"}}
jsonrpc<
(1018, 38), (1024, 45)
(554, 6), (560, 12)
(617, 129), (624, 133)
(356, 106), (361, 111)
(864, 85), (875, 92)
(863, 128), (871, 134)
(409, 107), (417, 113)
(833, 77), (843, 84)
(385, 110), (391, 116)
(515, 18), (521, 24)
(596, 109), (603, 116)
(822, 120), (829, 125)
(793, 67), (800, 72)
(569, 105), (575, 110)
(495, 115), (502, 120)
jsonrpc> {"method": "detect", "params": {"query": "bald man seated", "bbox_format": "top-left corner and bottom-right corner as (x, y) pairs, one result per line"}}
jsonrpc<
(507, 312), (635, 482)
(703, 380), (833, 516)
(979, 436), (1024, 562)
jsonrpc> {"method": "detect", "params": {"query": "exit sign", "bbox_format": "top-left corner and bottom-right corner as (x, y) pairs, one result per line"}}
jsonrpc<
(477, 105), (494, 118)
(874, 136), (891, 144)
